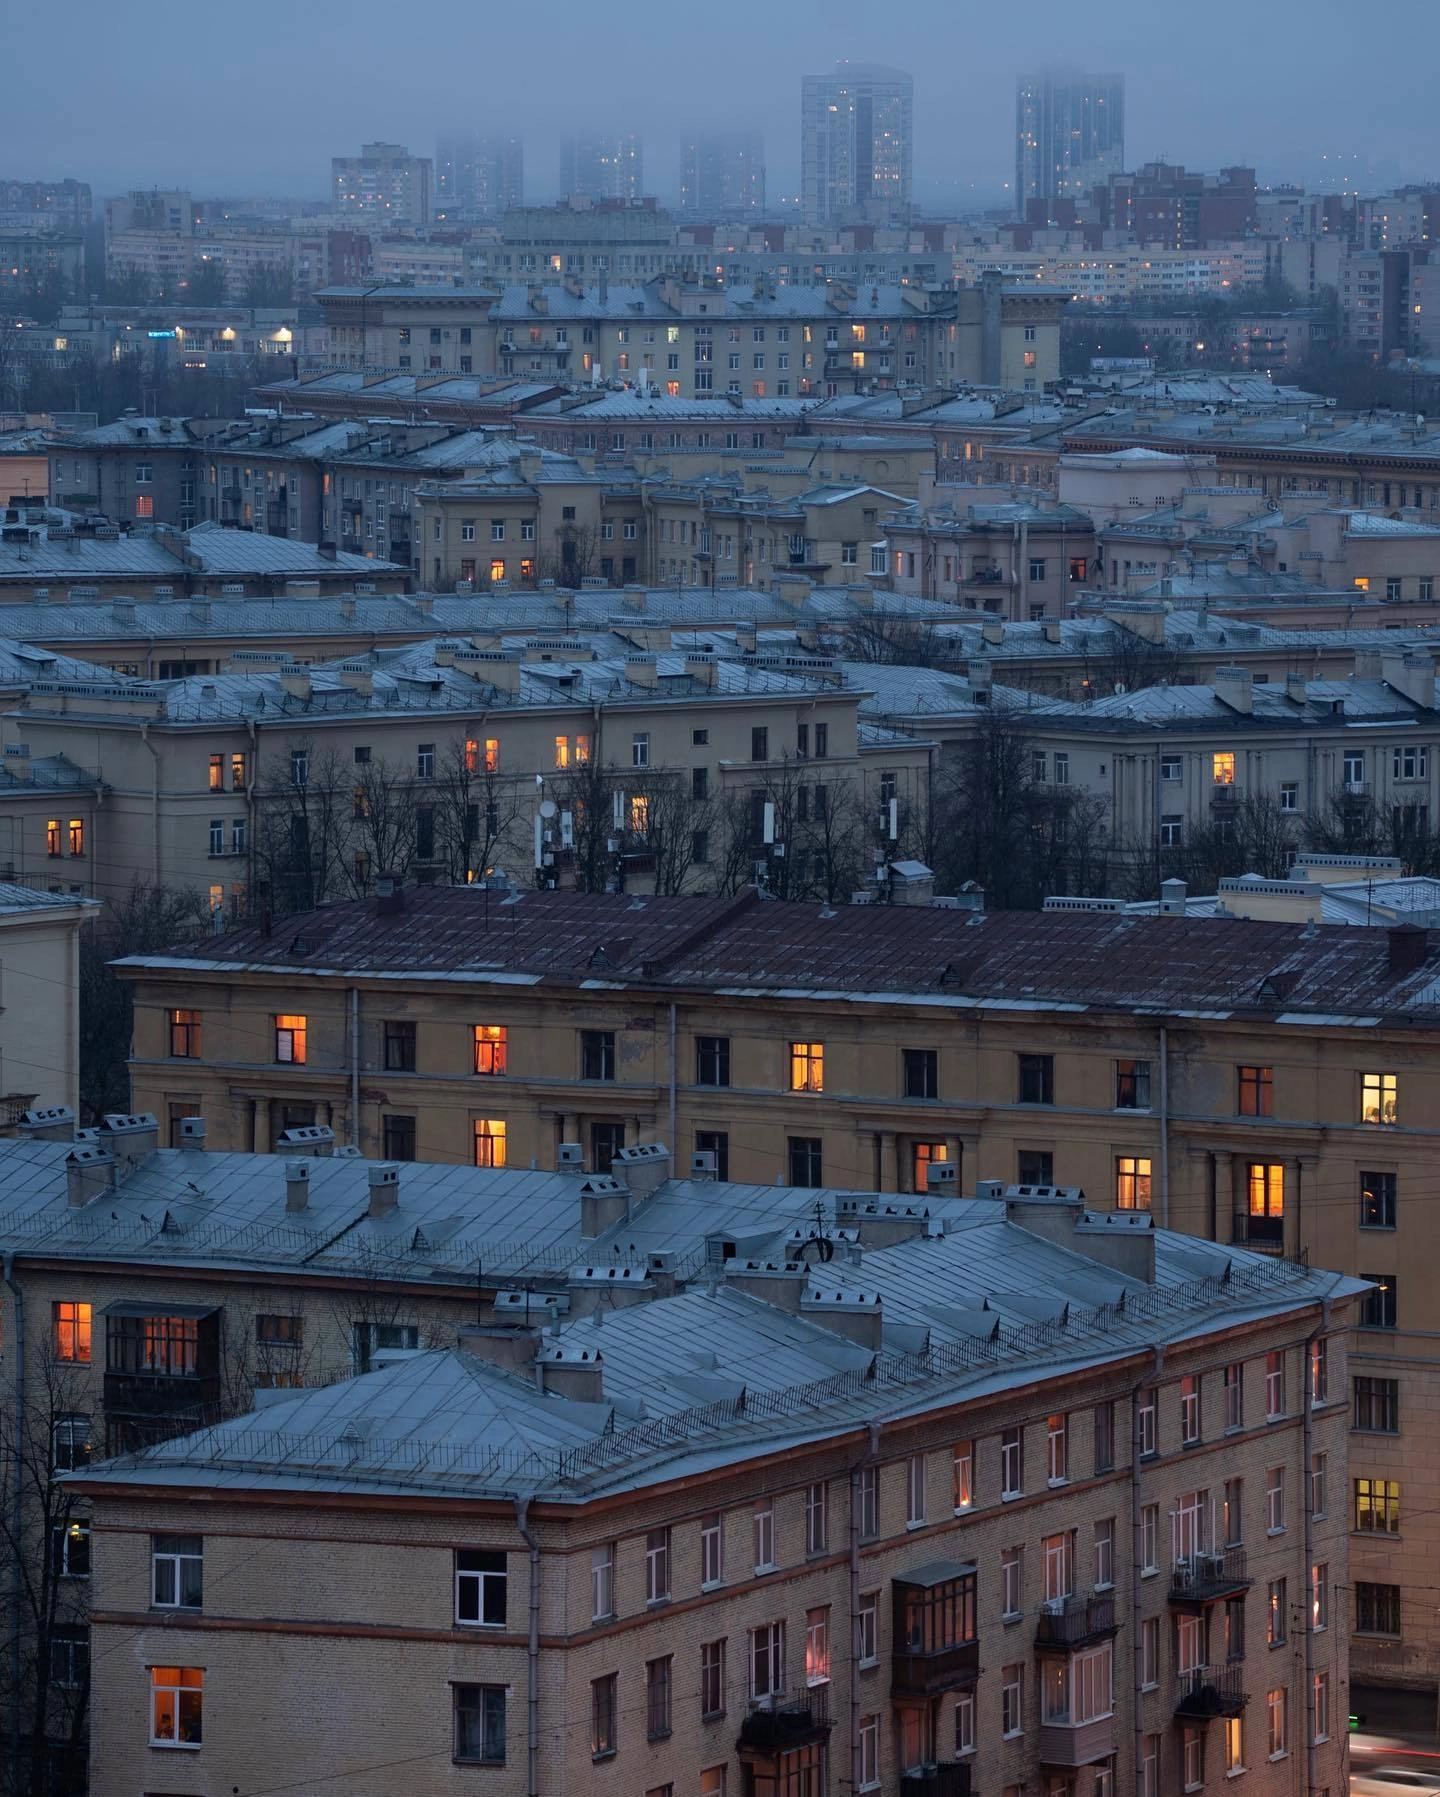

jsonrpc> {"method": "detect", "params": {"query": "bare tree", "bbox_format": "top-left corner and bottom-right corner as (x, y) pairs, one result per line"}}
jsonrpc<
(1077, 629), (1185, 697)
(253, 741), (356, 915)
(835, 610), (950, 668)
(533, 522), (604, 587)
(428, 737), (526, 886)
(347, 755), (419, 893)
(1305, 790), (1440, 875)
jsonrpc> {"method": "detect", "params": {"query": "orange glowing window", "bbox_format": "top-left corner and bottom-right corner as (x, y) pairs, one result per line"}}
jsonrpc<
(53, 1301), (91, 1363)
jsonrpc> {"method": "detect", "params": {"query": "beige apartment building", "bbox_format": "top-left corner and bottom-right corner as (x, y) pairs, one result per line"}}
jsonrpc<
(878, 499), (1098, 618)
(69, 1179), (1356, 1797)
(116, 891), (1440, 1691)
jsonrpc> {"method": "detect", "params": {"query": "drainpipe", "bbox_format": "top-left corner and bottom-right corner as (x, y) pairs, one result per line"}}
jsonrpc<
(1133, 1346), (1164, 1796)
(4, 1251), (24, 1779)
(667, 1002), (677, 1166)
(1303, 1295), (1334, 1797)
(348, 986), (360, 1148)
(851, 1420), (880, 1797)
(514, 1496), (541, 1797)
(1159, 1025), (1171, 1229)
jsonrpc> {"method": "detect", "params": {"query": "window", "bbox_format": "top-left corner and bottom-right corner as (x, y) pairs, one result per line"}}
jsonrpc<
(1046, 1413), (1068, 1483)
(1001, 1663), (1023, 1737)
(1017, 1052), (1053, 1104)
(1042, 1530), (1074, 1600)
(45, 818), (61, 857)
(454, 1684), (505, 1764)
(591, 1544), (614, 1620)
(53, 1301), (91, 1363)
(456, 1550), (507, 1626)
(1141, 1502), (1159, 1572)
(816, 723), (829, 759)
(1160, 755), (1183, 783)
(1001, 1425), (1023, 1496)
(1265, 1351), (1286, 1418)
(1180, 1374), (1201, 1445)
(1140, 1733), (1161, 1797)
(591, 1673), (617, 1757)
(150, 1666), (203, 1747)
(952, 1688), (975, 1757)
(646, 1656), (673, 1739)
(208, 817), (224, 857)
(1160, 815), (1183, 848)
(1183, 1725), (1204, 1790)
(1138, 1389), (1157, 1457)
(701, 1639), (726, 1717)
(858, 1714), (879, 1790)
(1362, 1070), (1398, 1124)
(473, 1024), (507, 1076)
(1218, 1478), (1242, 1547)
(1230, 1059), (1272, 1117)
(696, 1036), (730, 1087)
(1360, 1168), (1398, 1230)
(805, 1607), (830, 1685)
(857, 1466), (878, 1542)
(646, 1527), (670, 1603)
(53, 1520), (90, 1579)
(290, 748), (309, 788)
(208, 752), (224, 792)
(1266, 1466), (1286, 1532)
(581, 1030), (616, 1081)
(952, 1442), (974, 1511)
(1140, 1616), (1159, 1687)
(1267, 1686), (1287, 1759)
(1311, 1338), (1329, 1405)
(1054, 751), (1070, 785)
(904, 1453), (927, 1526)
(472, 1120), (506, 1168)
(1394, 744), (1429, 781)
(695, 1130), (728, 1180)
(902, 1047), (938, 1099)
(1355, 1476), (1401, 1533)
(749, 1620), (785, 1700)
(632, 732), (650, 768)
(1094, 1517), (1114, 1588)
(1029, 557), (1046, 582)
(750, 726), (769, 762)
(1267, 1576), (1288, 1644)
(1223, 1362), (1243, 1431)
(383, 1114), (416, 1162)
(274, 1013), (306, 1064)
(1356, 1581), (1401, 1635)
(788, 1137), (822, 1186)
(1000, 1545), (1023, 1616)
(1312, 1560), (1329, 1632)
(805, 1482), (828, 1555)
(1177, 1609), (1204, 1676)
(789, 1041), (823, 1093)
(753, 1500), (775, 1572)
(1115, 1058), (1151, 1108)
(857, 1588), (878, 1663)
(1361, 1273), (1398, 1329)
(700, 1512), (725, 1587)
(153, 1534), (203, 1608)
(1116, 1155), (1153, 1210)
(383, 1019), (416, 1073)
(1354, 1374), (1399, 1432)
(1093, 1401), (1115, 1472)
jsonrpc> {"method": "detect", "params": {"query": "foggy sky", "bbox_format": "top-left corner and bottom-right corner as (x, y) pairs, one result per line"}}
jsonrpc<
(8, 0), (1438, 205)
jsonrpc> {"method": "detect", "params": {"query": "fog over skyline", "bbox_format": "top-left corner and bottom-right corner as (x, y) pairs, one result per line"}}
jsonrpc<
(8, 0), (1439, 205)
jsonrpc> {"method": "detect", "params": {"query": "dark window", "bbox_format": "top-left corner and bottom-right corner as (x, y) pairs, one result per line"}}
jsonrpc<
(751, 726), (769, 762)
(1238, 1065), (1273, 1116)
(384, 1020), (416, 1072)
(789, 1136), (823, 1187)
(903, 1048), (938, 1099)
(696, 1036), (730, 1087)
(581, 1030), (616, 1081)
(1018, 1149), (1053, 1185)
(591, 1672), (618, 1757)
(1354, 1376), (1399, 1432)
(456, 1550), (507, 1627)
(645, 1656), (673, 1740)
(1017, 1053), (1053, 1105)
(1361, 1275), (1398, 1329)
(1115, 1058), (1152, 1108)
(691, 829), (710, 864)
(454, 1684), (506, 1763)
(691, 766), (709, 801)
(591, 1121), (626, 1173)
(1361, 1171), (1396, 1229)
(49, 1626), (88, 1690)
(1092, 1402), (1115, 1473)
(696, 1131), (729, 1180)
(1355, 1581), (1402, 1636)
(256, 1314), (302, 1346)
(415, 805), (435, 860)
(383, 1114), (417, 1162)
(815, 723), (828, 758)
(152, 1533), (203, 1608)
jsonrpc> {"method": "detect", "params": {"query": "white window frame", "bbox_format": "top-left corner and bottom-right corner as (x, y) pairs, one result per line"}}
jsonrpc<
(701, 1513), (724, 1588)
(753, 1501), (775, 1573)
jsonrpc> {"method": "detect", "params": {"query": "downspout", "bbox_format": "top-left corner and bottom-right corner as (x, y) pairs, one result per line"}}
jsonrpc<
(139, 721), (161, 884)
(1302, 1296), (1334, 1797)
(1133, 1346), (1164, 1796)
(667, 1002), (677, 1165)
(4, 1251), (24, 1779)
(514, 1496), (541, 1797)
(851, 1420), (880, 1797)
(1159, 1024), (1170, 1229)
(348, 986), (360, 1148)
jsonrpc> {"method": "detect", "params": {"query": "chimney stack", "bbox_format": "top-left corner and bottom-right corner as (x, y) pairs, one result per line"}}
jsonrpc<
(19, 1104), (76, 1143)
(609, 1141), (670, 1202)
(176, 1115), (207, 1149)
(99, 1112), (159, 1173)
(367, 1162), (400, 1217)
(578, 1173), (629, 1237)
(65, 1144), (116, 1208)
(285, 1159), (311, 1213)
(536, 1343), (605, 1401)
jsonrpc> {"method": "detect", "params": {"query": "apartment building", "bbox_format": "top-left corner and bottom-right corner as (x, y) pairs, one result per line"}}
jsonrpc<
(802, 62), (914, 223)
(331, 141), (433, 228)
(0, 885), (94, 1119)
(560, 133), (644, 203)
(69, 1176), (1356, 1797)
(115, 889), (1440, 1689)
(879, 499), (1097, 617)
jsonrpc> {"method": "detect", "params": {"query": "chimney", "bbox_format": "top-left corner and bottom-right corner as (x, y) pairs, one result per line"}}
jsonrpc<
(625, 653), (658, 688)
(566, 1262), (652, 1316)
(367, 1162), (400, 1217)
(799, 1286), (884, 1349)
(926, 1161), (959, 1195)
(1073, 1209), (1157, 1282)
(536, 1343), (605, 1401)
(176, 1115), (206, 1149)
(1213, 665), (1254, 714)
(278, 1123), (335, 1155)
(1285, 672), (1308, 704)
(100, 1111), (159, 1173)
(966, 661), (993, 704)
(19, 1104), (76, 1142)
(722, 1258), (806, 1311)
(457, 1320), (546, 1371)
(557, 1141), (585, 1174)
(609, 1141), (670, 1202)
(578, 1172), (629, 1237)
(285, 1159), (311, 1212)
(981, 619), (1005, 646)
(65, 1144), (116, 1208)
(834, 1196), (935, 1247)
(1158, 876), (1188, 916)
(280, 667), (312, 701)
(688, 1148), (718, 1180)
(1387, 925), (1429, 976)
(374, 872), (405, 917)
(646, 1249), (679, 1299)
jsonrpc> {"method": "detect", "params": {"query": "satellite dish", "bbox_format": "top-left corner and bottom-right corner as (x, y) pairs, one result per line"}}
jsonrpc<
(538, 800), (557, 820)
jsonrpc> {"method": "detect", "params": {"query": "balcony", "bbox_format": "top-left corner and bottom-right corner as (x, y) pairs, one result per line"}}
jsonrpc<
(900, 1763), (972, 1797)
(1169, 1548), (1252, 1605)
(892, 1563), (980, 1699)
(736, 1686), (831, 1754)
(1175, 1665), (1248, 1719)
(1035, 1593), (1119, 1649)
(1210, 781), (1240, 806)
(1038, 1714), (1118, 1768)
(1231, 1212), (1284, 1254)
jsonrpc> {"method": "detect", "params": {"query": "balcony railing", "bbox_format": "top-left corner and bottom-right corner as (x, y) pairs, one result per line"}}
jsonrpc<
(1174, 1665), (1249, 1719)
(891, 1636), (980, 1700)
(1232, 1212), (1284, 1253)
(1035, 1592), (1119, 1648)
(900, 1762), (972, 1797)
(1038, 1713), (1118, 1767)
(737, 1685), (831, 1753)
(1169, 1547), (1252, 1604)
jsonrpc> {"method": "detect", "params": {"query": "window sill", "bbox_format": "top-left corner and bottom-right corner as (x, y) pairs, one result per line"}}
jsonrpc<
(1002, 1610), (1023, 1626)
(1265, 1527), (1286, 1539)
(859, 1657), (879, 1672)
(1002, 1730), (1024, 1742)
(646, 1597), (672, 1611)
(1094, 1581), (1115, 1593)
(906, 1520), (927, 1532)
(1047, 1477), (1069, 1490)
(1001, 1489), (1023, 1503)
(150, 1742), (202, 1752)
(592, 1749), (617, 1764)
(953, 1504), (973, 1517)
(646, 1729), (673, 1743)
(453, 1758), (506, 1769)
(701, 1709), (726, 1724)
(1141, 1567), (1159, 1579)
(1267, 1751), (1289, 1764)
(700, 1580), (723, 1594)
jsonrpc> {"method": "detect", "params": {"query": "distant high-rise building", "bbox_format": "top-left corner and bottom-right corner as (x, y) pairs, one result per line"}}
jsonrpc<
(1015, 68), (1125, 214)
(559, 134), (644, 202)
(331, 141), (433, 228)
(435, 131), (524, 216)
(801, 62), (913, 223)
(679, 131), (765, 213)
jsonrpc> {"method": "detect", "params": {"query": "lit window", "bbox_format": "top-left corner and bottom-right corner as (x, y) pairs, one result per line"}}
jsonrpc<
(68, 818), (84, 856)
(150, 1666), (204, 1747)
(489, 559), (506, 583)
(1362, 1071), (1398, 1125)
(1116, 1156), (1152, 1210)
(628, 794), (650, 836)
(46, 819), (61, 857)
(473, 1119), (507, 1168)
(473, 1025), (507, 1076)
(790, 1041), (824, 1092)
(53, 1301), (91, 1363)
(169, 1009), (202, 1057)
(554, 735), (571, 769)
(208, 753), (224, 792)
(1212, 751), (1236, 786)
(274, 1014), (307, 1064)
